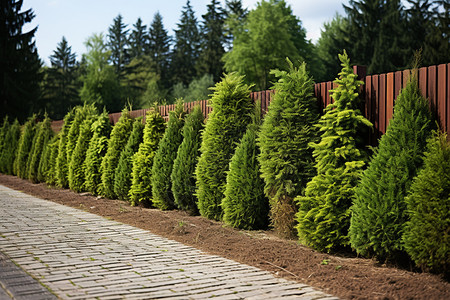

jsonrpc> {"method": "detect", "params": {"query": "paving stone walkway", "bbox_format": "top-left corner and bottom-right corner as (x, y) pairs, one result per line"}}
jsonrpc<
(0, 184), (338, 300)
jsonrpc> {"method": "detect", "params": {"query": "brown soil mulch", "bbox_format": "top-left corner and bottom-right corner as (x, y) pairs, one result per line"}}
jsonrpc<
(0, 174), (448, 300)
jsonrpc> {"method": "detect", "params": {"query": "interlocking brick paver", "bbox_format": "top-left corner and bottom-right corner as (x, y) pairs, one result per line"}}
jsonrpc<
(0, 184), (337, 299)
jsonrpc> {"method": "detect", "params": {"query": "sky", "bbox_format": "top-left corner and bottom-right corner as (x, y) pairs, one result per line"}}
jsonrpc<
(22, 0), (351, 66)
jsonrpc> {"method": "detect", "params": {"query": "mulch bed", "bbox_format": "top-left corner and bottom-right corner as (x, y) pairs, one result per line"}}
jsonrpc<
(0, 173), (448, 299)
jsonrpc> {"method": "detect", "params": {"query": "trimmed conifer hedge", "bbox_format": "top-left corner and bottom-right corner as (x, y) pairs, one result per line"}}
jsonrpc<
(55, 109), (75, 187)
(171, 105), (204, 214)
(0, 119), (20, 175)
(257, 60), (320, 238)
(15, 116), (37, 179)
(152, 100), (186, 210)
(195, 73), (253, 220)
(295, 52), (372, 251)
(28, 114), (54, 183)
(38, 134), (59, 184)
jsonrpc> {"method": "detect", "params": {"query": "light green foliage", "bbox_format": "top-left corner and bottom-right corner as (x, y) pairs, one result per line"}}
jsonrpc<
(129, 108), (166, 206)
(152, 100), (186, 210)
(171, 105), (204, 213)
(350, 75), (434, 260)
(0, 119), (20, 175)
(0, 117), (9, 165)
(403, 131), (449, 274)
(295, 52), (372, 251)
(195, 73), (253, 220)
(15, 116), (37, 179)
(28, 115), (54, 183)
(257, 60), (320, 238)
(100, 108), (134, 199)
(222, 105), (269, 230)
(55, 109), (75, 187)
(84, 110), (111, 195)
(38, 134), (59, 184)
(114, 117), (144, 200)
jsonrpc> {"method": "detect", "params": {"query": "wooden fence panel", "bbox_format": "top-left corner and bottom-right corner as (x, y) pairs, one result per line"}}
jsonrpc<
(387, 72), (395, 127)
(437, 64), (447, 130)
(428, 65), (437, 116)
(395, 71), (403, 100)
(372, 75), (380, 139)
(379, 74), (387, 135)
(448, 64), (450, 132)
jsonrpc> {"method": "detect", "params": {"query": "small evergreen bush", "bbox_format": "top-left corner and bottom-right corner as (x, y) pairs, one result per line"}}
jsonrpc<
(195, 73), (253, 220)
(222, 105), (269, 230)
(114, 117), (144, 200)
(129, 108), (166, 206)
(152, 100), (186, 210)
(257, 60), (320, 238)
(171, 105), (204, 213)
(15, 116), (37, 179)
(0, 119), (20, 175)
(38, 134), (59, 183)
(84, 110), (111, 195)
(100, 108), (133, 199)
(28, 114), (54, 183)
(403, 131), (449, 275)
(0, 117), (10, 170)
(295, 52), (372, 252)
(350, 74), (434, 261)
(55, 109), (75, 187)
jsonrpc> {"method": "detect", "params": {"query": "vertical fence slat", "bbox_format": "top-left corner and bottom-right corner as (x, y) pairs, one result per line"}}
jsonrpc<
(428, 65), (437, 116)
(419, 67), (428, 99)
(437, 64), (447, 130)
(447, 64), (450, 135)
(402, 70), (410, 88)
(326, 81), (333, 106)
(379, 74), (387, 135)
(394, 71), (403, 100)
(365, 76), (373, 145)
(386, 72), (395, 128)
(320, 82), (326, 109)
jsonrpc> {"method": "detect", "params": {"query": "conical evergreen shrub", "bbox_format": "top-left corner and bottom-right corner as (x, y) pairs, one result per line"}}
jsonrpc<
(171, 105), (204, 213)
(195, 73), (253, 220)
(15, 116), (37, 179)
(100, 108), (133, 199)
(69, 107), (97, 192)
(403, 131), (449, 274)
(0, 119), (20, 175)
(257, 60), (320, 238)
(38, 134), (59, 183)
(55, 108), (75, 187)
(129, 108), (166, 206)
(152, 100), (186, 210)
(114, 117), (144, 200)
(28, 114), (54, 183)
(350, 74), (434, 261)
(222, 104), (269, 230)
(0, 117), (10, 170)
(85, 110), (111, 195)
(295, 52), (372, 252)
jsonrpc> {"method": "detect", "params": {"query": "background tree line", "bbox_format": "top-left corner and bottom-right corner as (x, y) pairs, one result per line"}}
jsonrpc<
(1, 0), (449, 122)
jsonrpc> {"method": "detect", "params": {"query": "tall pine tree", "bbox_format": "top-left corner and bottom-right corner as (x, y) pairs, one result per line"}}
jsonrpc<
(148, 12), (171, 89)
(129, 18), (148, 59)
(108, 14), (129, 78)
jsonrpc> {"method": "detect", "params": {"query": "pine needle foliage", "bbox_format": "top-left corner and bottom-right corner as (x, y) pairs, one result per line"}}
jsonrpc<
(84, 110), (111, 195)
(152, 100), (186, 210)
(0, 119), (20, 175)
(28, 114), (54, 183)
(295, 52), (372, 252)
(403, 131), (449, 275)
(0, 117), (10, 169)
(222, 104), (269, 230)
(195, 72), (253, 220)
(15, 116), (37, 179)
(38, 134), (59, 184)
(114, 117), (144, 200)
(350, 74), (434, 261)
(129, 108), (166, 206)
(100, 108), (133, 199)
(171, 105), (204, 214)
(257, 60), (320, 238)
(55, 109), (75, 187)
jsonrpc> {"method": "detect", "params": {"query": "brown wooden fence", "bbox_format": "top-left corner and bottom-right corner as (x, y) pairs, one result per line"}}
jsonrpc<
(52, 63), (449, 143)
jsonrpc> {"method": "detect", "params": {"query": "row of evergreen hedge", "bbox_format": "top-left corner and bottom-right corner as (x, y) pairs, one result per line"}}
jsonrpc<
(0, 52), (447, 276)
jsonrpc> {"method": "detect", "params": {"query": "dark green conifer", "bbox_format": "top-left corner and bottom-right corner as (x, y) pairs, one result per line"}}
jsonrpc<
(114, 117), (144, 200)
(171, 105), (204, 213)
(15, 116), (37, 179)
(28, 114), (53, 183)
(257, 60), (320, 238)
(295, 52), (372, 251)
(100, 108), (133, 199)
(152, 100), (186, 210)
(38, 134), (59, 183)
(195, 73), (253, 220)
(84, 110), (111, 195)
(129, 108), (166, 206)
(55, 109), (75, 187)
(0, 117), (9, 163)
(350, 74), (434, 261)
(0, 119), (20, 175)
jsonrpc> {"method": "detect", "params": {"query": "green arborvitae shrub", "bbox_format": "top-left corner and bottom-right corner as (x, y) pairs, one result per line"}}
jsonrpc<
(403, 131), (449, 275)
(84, 110), (111, 195)
(222, 104), (269, 230)
(295, 52), (372, 252)
(0, 117), (10, 171)
(257, 61), (320, 238)
(100, 108), (134, 199)
(114, 117), (144, 201)
(152, 100), (186, 210)
(0, 119), (20, 175)
(350, 74), (434, 261)
(195, 73), (253, 220)
(55, 109), (75, 187)
(38, 134), (59, 183)
(15, 116), (37, 179)
(129, 108), (166, 206)
(69, 109), (97, 193)
(171, 105), (204, 214)
(28, 114), (54, 183)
